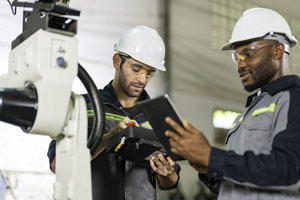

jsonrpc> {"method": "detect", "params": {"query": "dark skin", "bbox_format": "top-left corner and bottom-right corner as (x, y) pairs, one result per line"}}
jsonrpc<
(236, 40), (287, 91)
(165, 40), (288, 174)
(165, 119), (211, 174)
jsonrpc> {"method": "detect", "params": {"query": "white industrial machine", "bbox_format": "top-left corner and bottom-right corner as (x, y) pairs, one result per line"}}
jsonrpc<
(0, 0), (105, 199)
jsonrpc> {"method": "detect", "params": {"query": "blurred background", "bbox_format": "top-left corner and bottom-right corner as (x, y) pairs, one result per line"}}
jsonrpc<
(0, 0), (299, 199)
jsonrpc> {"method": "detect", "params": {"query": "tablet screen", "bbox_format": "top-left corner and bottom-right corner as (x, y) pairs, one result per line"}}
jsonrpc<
(137, 94), (185, 161)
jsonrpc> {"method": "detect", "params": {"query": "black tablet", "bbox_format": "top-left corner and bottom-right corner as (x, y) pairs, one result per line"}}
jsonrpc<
(137, 94), (185, 161)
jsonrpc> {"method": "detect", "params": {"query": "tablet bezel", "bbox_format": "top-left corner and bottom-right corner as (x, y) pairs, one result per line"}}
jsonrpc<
(137, 94), (185, 161)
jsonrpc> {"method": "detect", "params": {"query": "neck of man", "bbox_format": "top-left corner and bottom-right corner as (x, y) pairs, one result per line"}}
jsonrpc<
(112, 80), (139, 108)
(281, 54), (290, 76)
(271, 54), (290, 82)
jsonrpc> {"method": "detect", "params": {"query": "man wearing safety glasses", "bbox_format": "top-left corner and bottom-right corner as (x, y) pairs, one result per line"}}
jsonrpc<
(48, 26), (180, 199)
(165, 8), (300, 200)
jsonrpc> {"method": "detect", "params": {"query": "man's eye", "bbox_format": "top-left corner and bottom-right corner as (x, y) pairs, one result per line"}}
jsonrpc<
(132, 67), (141, 72)
(244, 51), (255, 58)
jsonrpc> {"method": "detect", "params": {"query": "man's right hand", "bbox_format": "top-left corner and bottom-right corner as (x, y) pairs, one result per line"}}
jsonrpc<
(51, 117), (140, 172)
(165, 117), (211, 174)
(91, 117), (138, 159)
(108, 117), (139, 137)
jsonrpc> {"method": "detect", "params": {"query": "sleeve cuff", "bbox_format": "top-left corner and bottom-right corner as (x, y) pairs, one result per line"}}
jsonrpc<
(207, 147), (227, 179)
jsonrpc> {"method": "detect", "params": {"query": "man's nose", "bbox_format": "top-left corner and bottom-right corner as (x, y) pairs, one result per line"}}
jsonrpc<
(136, 72), (147, 82)
(237, 59), (247, 71)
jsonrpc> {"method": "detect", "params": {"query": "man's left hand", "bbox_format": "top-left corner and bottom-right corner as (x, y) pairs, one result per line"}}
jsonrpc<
(150, 152), (179, 188)
(150, 152), (176, 176)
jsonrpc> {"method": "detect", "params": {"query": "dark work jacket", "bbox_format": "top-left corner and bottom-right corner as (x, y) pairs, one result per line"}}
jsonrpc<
(199, 75), (300, 200)
(48, 80), (179, 200)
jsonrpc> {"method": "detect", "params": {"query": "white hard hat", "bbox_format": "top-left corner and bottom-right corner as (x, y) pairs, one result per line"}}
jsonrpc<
(221, 8), (298, 51)
(114, 25), (166, 71)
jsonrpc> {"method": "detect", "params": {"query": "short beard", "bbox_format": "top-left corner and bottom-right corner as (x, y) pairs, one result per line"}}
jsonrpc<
(244, 56), (277, 92)
(118, 67), (143, 97)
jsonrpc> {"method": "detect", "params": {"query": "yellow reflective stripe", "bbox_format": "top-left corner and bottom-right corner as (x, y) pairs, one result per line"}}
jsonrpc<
(251, 103), (277, 116)
(87, 110), (94, 116)
(106, 116), (122, 121)
(87, 112), (151, 127)
(105, 113), (126, 119)
(231, 116), (243, 128)
(238, 117), (243, 122)
(87, 111), (127, 119)
(105, 113), (126, 122)
(142, 121), (151, 125)
(141, 121), (152, 128)
(231, 123), (237, 129)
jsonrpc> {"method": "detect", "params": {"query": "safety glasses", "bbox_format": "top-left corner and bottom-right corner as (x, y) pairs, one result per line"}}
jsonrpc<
(126, 59), (156, 78)
(232, 42), (277, 64)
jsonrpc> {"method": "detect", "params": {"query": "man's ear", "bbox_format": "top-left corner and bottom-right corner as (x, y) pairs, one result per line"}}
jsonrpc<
(272, 43), (285, 60)
(113, 53), (122, 70)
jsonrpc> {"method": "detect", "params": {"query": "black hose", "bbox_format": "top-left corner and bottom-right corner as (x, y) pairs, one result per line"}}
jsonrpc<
(77, 63), (105, 155)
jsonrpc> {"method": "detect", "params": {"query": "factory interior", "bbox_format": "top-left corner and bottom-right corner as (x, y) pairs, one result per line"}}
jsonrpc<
(0, 0), (300, 199)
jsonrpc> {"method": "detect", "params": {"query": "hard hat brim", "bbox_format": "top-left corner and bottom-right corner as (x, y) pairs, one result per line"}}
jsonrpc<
(221, 37), (266, 51)
(220, 42), (233, 51)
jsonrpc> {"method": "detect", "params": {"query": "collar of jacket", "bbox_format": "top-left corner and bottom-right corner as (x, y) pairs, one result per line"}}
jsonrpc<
(101, 80), (151, 108)
(245, 75), (300, 107)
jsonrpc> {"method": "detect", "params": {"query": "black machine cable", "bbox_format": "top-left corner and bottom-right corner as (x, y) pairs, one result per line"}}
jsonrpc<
(77, 63), (105, 155)
(7, 0), (17, 15)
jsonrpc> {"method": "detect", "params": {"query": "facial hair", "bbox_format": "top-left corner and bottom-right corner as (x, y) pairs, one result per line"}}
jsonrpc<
(242, 55), (277, 92)
(118, 67), (145, 97)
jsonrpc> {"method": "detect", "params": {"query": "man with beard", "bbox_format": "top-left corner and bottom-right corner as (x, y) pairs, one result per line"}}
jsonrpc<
(47, 25), (180, 199)
(164, 8), (300, 200)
